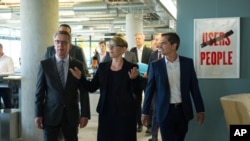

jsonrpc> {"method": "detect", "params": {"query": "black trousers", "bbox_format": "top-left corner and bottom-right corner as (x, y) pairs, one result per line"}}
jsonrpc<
(0, 88), (12, 108)
(43, 111), (78, 141)
(135, 90), (143, 126)
(159, 104), (188, 141)
(151, 93), (159, 138)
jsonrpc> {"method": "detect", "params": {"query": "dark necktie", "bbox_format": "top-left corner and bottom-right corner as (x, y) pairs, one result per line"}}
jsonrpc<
(59, 60), (65, 87)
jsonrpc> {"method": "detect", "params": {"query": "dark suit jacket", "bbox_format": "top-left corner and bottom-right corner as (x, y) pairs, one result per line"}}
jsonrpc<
(130, 46), (153, 90)
(35, 56), (90, 126)
(124, 51), (137, 64)
(146, 50), (159, 74)
(80, 59), (141, 115)
(44, 45), (89, 75)
(142, 56), (205, 124)
(92, 51), (111, 65)
(130, 46), (153, 64)
(148, 50), (159, 63)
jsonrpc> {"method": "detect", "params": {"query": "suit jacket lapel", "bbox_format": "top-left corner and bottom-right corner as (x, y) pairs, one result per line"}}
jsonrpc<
(132, 48), (138, 62)
(103, 61), (111, 90)
(66, 57), (75, 88)
(159, 58), (170, 95)
(179, 56), (185, 95)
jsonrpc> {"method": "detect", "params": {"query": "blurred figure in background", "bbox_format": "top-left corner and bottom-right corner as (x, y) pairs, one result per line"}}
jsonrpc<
(0, 43), (14, 108)
(145, 33), (162, 141)
(130, 32), (153, 132)
(92, 40), (112, 66)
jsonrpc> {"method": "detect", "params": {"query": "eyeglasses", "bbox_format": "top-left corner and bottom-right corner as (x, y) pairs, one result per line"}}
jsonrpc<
(54, 40), (69, 45)
(108, 44), (122, 49)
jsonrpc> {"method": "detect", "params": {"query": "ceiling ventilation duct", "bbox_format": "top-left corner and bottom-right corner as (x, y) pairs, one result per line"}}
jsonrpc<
(73, 2), (108, 11)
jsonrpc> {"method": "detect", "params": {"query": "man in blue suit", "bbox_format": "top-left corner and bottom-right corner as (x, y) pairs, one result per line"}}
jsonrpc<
(141, 32), (205, 141)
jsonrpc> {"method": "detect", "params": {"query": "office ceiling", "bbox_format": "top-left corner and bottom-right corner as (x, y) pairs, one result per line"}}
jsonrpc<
(0, 0), (176, 39)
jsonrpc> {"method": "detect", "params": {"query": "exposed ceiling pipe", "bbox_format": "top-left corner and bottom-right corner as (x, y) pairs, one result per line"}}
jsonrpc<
(0, 7), (19, 13)
(73, 1), (107, 11)
(0, 0), (176, 36)
(60, 20), (113, 26)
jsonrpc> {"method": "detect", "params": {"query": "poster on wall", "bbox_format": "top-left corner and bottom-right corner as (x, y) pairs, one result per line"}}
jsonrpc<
(194, 17), (240, 78)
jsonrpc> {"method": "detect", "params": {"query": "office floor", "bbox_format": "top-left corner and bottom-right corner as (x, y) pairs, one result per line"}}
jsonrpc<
(78, 115), (161, 141)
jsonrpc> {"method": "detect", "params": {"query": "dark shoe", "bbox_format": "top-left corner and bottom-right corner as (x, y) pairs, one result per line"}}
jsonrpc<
(145, 127), (151, 133)
(145, 127), (152, 136)
(148, 138), (158, 141)
(145, 132), (152, 136)
(137, 125), (143, 132)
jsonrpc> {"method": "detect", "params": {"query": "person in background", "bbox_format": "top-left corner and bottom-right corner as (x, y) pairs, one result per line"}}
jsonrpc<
(123, 49), (137, 64)
(130, 32), (153, 132)
(150, 40), (158, 51)
(69, 35), (141, 141)
(92, 40), (112, 65)
(0, 43), (14, 108)
(44, 24), (89, 76)
(141, 32), (205, 141)
(35, 31), (90, 141)
(145, 33), (162, 140)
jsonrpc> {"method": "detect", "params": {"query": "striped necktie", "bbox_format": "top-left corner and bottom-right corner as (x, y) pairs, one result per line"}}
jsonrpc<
(59, 60), (65, 87)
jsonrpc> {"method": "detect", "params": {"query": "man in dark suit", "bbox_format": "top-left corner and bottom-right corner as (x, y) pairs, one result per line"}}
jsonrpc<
(145, 33), (162, 141)
(92, 40), (112, 65)
(44, 24), (89, 76)
(123, 51), (137, 64)
(35, 31), (90, 141)
(142, 32), (205, 141)
(130, 32), (153, 132)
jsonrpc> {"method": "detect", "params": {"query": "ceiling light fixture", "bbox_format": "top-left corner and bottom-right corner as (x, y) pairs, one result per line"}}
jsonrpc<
(159, 0), (177, 19)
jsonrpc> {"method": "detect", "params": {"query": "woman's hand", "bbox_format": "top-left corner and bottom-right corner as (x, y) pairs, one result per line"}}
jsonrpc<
(69, 67), (82, 79)
(128, 67), (139, 79)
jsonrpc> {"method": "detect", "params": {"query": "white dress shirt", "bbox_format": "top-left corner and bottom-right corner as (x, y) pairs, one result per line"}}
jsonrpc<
(136, 46), (143, 63)
(165, 56), (182, 103)
(0, 54), (14, 75)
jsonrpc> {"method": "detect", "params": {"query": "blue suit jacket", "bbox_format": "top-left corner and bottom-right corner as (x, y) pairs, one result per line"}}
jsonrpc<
(142, 56), (205, 124)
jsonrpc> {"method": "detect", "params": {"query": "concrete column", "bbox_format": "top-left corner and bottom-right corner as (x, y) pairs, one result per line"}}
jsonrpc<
(20, 0), (58, 140)
(125, 14), (143, 50)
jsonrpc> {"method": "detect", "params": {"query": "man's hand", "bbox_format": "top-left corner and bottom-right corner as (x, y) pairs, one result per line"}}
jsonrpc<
(35, 117), (43, 129)
(141, 115), (149, 127)
(197, 112), (205, 125)
(69, 67), (82, 79)
(79, 117), (88, 128)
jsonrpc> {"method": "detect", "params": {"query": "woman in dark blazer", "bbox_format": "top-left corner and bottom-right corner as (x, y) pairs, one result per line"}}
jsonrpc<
(70, 36), (141, 141)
